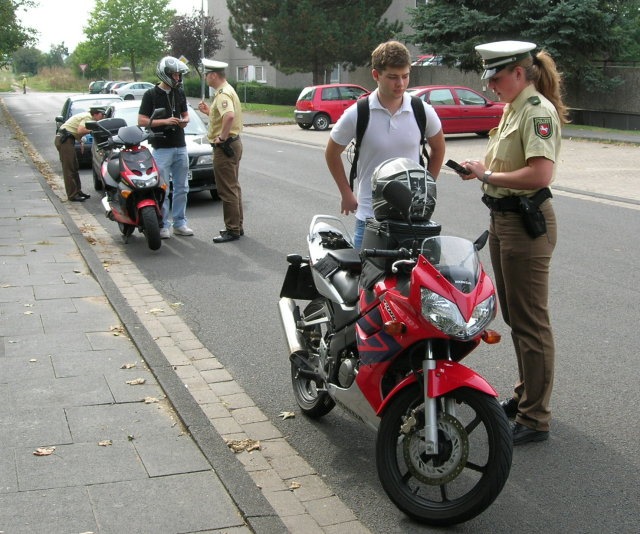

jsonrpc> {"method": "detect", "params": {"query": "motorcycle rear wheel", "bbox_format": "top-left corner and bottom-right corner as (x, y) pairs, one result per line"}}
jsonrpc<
(290, 360), (335, 419)
(140, 205), (161, 251)
(376, 385), (512, 526)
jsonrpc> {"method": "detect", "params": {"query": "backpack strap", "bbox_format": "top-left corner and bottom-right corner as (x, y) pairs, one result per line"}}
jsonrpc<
(349, 95), (430, 190)
(410, 95), (430, 167)
(349, 96), (370, 190)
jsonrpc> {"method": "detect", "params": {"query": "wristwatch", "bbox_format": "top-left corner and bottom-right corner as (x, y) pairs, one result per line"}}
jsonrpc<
(481, 170), (493, 184)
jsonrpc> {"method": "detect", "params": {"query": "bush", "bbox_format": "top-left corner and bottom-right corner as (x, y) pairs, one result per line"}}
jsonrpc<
(182, 77), (299, 106)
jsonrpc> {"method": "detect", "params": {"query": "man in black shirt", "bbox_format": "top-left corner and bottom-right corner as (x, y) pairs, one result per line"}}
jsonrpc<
(138, 56), (192, 239)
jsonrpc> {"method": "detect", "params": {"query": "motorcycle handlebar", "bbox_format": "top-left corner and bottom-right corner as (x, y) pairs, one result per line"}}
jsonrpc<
(360, 247), (412, 259)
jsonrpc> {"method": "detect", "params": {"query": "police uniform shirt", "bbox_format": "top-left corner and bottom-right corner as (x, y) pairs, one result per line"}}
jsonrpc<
(60, 112), (92, 140)
(138, 84), (188, 149)
(207, 81), (243, 142)
(483, 84), (561, 198)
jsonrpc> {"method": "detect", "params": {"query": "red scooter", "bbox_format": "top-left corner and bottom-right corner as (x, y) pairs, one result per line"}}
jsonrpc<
(88, 110), (167, 251)
(278, 159), (512, 526)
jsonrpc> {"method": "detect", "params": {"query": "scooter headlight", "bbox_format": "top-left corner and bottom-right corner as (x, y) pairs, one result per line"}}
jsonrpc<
(421, 288), (496, 340)
(130, 171), (159, 188)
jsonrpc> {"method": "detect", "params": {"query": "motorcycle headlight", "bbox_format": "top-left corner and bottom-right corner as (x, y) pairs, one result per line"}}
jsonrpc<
(130, 172), (159, 188)
(421, 288), (496, 340)
(196, 153), (213, 166)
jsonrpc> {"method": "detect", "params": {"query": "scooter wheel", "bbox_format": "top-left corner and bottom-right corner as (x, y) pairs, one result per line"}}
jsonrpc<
(140, 206), (161, 250)
(376, 385), (512, 526)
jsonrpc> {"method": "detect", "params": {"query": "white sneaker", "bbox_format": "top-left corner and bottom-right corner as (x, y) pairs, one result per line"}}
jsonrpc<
(160, 227), (171, 239)
(174, 226), (194, 236)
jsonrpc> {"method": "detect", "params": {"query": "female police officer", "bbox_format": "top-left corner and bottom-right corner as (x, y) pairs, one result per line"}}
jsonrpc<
(458, 41), (569, 445)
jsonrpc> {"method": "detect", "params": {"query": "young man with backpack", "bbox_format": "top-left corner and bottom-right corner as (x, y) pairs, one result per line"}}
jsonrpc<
(325, 40), (445, 249)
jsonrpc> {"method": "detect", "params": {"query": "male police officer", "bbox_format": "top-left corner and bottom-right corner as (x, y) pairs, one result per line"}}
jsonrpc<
(198, 59), (244, 243)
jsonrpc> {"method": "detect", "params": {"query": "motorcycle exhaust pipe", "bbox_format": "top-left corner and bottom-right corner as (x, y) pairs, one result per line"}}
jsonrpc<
(278, 297), (307, 357)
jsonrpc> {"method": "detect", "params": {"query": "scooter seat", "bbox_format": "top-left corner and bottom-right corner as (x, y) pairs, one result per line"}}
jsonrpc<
(327, 248), (362, 272)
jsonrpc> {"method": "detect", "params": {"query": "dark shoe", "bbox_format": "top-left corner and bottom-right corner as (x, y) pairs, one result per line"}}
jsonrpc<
(220, 228), (244, 236)
(69, 195), (86, 202)
(501, 398), (519, 419)
(213, 231), (240, 243)
(79, 192), (91, 199)
(512, 423), (549, 445)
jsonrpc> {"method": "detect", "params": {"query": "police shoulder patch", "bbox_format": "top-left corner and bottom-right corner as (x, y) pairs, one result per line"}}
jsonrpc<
(528, 95), (541, 105)
(533, 117), (553, 139)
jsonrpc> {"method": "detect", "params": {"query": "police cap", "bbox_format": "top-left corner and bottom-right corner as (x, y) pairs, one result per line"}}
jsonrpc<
(475, 40), (536, 80)
(202, 58), (228, 73)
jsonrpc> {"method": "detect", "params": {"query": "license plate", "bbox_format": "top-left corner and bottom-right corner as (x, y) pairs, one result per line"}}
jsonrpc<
(187, 171), (193, 181)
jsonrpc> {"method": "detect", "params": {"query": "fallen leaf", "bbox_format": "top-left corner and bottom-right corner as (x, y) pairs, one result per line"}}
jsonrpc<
(98, 440), (112, 447)
(120, 362), (137, 369)
(279, 411), (295, 420)
(33, 446), (56, 456)
(29, 359), (37, 363)
(127, 435), (135, 441)
(24, 311), (33, 315)
(169, 302), (183, 308)
(148, 308), (164, 314)
(144, 397), (159, 404)
(289, 481), (301, 490)
(73, 269), (81, 273)
(126, 378), (146, 385)
(225, 438), (261, 453)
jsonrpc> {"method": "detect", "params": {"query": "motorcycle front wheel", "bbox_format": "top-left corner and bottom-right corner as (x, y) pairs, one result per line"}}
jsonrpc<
(376, 385), (512, 526)
(140, 205), (161, 251)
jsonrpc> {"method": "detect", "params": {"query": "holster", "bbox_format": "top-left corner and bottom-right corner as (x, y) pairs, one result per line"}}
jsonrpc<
(518, 196), (547, 238)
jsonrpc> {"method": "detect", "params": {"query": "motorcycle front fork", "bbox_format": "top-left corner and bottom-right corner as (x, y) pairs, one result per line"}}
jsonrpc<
(421, 340), (455, 454)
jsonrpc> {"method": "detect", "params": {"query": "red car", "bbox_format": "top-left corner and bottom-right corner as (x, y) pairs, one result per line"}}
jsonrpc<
(294, 83), (369, 131)
(407, 85), (505, 136)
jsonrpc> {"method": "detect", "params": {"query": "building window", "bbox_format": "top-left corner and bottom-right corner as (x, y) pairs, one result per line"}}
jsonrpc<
(416, 0), (428, 5)
(237, 65), (266, 83)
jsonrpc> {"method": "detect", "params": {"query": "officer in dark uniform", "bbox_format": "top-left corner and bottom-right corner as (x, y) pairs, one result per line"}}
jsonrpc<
(457, 41), (569, 445)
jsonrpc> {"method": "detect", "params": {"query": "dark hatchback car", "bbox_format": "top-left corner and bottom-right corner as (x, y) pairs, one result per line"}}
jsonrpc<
(407, 85), (505, 136)
(55, 93), (123, 167)
(91, 100), (216, 199)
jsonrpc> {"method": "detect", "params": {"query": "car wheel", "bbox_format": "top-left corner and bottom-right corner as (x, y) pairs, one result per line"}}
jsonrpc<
(124, 94), (134, 100)
(93, 167), (103, 191)
(313, 114), (330, 131)
(298, 123), (312, 130)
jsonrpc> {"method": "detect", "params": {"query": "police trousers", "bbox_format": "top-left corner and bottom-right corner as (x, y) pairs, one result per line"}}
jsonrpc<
(489, 200), (557, 431)
(213, 138), (243, 234)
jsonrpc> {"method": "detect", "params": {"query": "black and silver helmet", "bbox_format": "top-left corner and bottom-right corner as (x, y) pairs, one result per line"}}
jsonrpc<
(156, 56), (189, 88)
(371, 158), (437, 221)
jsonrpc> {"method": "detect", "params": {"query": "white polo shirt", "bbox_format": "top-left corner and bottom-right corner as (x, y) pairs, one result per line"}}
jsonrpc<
(330, 89), (441, 221)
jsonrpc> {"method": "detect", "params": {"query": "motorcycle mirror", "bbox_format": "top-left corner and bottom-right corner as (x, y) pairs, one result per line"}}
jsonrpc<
(381, 180), (413, 222)
(474, 230), (489, 251)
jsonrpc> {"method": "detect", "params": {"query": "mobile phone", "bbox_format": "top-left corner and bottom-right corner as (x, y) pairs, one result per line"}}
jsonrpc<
(445, 159), (471, 175)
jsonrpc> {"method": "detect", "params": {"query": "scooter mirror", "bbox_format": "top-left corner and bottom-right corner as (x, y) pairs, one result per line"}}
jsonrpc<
(381, 180), (413, 223)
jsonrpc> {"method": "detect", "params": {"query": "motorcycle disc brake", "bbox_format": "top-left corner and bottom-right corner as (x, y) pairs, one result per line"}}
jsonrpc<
(402, 413), (469, 485)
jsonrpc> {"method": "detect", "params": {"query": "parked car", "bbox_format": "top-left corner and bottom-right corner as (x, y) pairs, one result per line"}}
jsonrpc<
(91, 100), (216, 199)
(55, 93), (123, 167)
(89, 80), (107, 94)
(407, 85), (506, 135)
(101, 81), (125, 94)
(113, 81), (155, 100)
(294, 83), (369, 131)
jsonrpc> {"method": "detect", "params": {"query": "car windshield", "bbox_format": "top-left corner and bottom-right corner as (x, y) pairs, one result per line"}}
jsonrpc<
(108, 105), (207, 135)
(70, 97), (120, 116)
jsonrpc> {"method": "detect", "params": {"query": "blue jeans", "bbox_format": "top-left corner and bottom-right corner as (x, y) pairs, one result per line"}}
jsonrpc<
(153, 146), (189, 229)
(354, 218), (366, 250)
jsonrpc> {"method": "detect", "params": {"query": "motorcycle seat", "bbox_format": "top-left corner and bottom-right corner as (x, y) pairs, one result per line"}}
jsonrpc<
(327, 248), (362, 272)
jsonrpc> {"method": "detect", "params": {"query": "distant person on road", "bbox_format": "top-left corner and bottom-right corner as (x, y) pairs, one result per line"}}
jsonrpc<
(325, 40), (445, 249)
(198, 58), (244, 243)
(22, 76), (27, 94)
(455, 40), (569, 445)
(138, 56), (192, 240)
(54, 106), (105, 202)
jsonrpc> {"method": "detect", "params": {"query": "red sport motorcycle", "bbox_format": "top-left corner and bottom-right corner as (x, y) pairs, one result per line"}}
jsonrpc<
(278, 159), (512, 526)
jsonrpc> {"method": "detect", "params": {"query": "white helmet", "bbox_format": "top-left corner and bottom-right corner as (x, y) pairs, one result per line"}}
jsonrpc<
(371, 158), (437, 221)
(156, 56), (189, 88)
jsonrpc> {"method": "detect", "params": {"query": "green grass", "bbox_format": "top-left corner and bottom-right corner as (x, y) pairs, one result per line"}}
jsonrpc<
(241, 102), (294, 118)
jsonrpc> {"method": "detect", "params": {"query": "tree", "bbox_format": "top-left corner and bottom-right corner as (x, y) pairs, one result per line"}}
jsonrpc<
(84, 0), (176, 81)
(165, 10), (223, 78)
(227, 0), (402, 84)
(11, 46), (41, 75)
(41, 43), (69, 69)
(0, 0), (37, 68)
(407, 0), (631, 91)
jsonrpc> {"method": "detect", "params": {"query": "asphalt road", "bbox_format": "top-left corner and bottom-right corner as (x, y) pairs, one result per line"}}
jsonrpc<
(4, 92), (640, 534)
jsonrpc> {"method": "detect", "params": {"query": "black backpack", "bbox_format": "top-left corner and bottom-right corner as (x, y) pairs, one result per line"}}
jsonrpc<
(349, 95), (430, 189)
